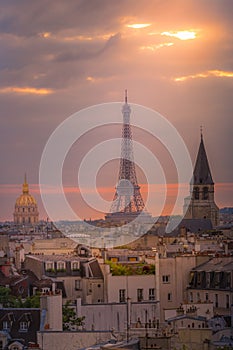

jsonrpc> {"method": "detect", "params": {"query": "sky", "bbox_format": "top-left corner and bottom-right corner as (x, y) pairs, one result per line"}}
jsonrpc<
(0, 0), (233, 221)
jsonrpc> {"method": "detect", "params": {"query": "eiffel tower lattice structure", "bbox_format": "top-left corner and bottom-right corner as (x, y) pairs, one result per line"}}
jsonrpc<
(105, 91), (152, 223)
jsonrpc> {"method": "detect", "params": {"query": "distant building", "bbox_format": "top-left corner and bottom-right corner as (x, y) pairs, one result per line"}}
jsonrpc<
(183, 133), (219, 227)
(13, 175), (39, 224)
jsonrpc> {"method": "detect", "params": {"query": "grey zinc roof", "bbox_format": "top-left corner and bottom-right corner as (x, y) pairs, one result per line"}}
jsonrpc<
(192, 257), (233, 272)
(179, 218), (213, 232)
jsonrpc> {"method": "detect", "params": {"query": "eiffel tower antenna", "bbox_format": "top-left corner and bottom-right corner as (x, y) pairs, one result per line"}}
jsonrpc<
(106, 91), (151, 223)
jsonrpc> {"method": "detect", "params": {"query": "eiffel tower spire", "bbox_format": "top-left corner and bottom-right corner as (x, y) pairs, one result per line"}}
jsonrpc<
(106, 92), (151, 222)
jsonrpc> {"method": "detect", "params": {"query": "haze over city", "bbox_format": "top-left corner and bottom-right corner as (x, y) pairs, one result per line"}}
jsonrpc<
(0, 0), (233, 221)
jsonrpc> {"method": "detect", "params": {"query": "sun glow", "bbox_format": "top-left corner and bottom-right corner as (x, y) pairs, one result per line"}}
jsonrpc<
(39, 32), (51, 38)
(162, 30), (197, 40)
(127, 23), (151, 29)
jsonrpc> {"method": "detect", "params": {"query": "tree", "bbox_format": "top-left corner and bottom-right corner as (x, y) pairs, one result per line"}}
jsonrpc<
(0, 287), (17, 307)
(62, 301), (85, 331)
(0, 287), (40, 308)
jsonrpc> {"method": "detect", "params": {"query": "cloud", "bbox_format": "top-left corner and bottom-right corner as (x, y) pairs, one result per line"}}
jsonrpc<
(54, 33), (121, 62)
(174, 69), (233, 82)
(0, 86), (54, 95)
(161, 30), (197, 40)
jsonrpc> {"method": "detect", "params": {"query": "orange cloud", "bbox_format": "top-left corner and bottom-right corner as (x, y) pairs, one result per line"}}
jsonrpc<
(174, 70), (233, 82)
(0, 86), (54, 95)
(140, 42), (174, 51)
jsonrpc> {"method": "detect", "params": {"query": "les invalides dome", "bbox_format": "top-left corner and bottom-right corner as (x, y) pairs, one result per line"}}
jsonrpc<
(13, 175), (39, 224)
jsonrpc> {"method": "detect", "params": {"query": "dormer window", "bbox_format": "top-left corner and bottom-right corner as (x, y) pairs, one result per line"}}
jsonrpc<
(57, 261), (65, 271)
(3, 320), (10, 330)
(19, 321), (28, 332)
(45, 261), (54, 271)
(71, 261), (80, 270)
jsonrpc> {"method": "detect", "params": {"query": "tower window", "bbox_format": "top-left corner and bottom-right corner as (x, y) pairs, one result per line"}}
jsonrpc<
(194, 187), (199, 200)
(203, 187), (209, 200)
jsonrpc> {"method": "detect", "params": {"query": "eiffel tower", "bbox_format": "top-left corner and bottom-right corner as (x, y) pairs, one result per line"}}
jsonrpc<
(105, 91), (152, 223)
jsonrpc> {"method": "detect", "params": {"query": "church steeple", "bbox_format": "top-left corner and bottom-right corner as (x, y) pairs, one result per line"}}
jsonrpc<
(193, 132), (214, 185)
(183, 130), (219, 227)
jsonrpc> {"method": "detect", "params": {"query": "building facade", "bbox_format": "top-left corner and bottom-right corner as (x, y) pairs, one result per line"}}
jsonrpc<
(187, 257), (233, 318)
(24, 255), (104, 303)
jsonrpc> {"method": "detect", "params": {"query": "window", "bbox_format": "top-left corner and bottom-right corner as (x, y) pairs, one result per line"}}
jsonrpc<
(71, 261), (80, 270)
(111, 257), (119, 262)
(205, 293), (209, 301)
(75, 280), (81, 290)
(203, 187), (209, 200)
(215, 294), (218, 308)
(19, 321), (28, 332)
(162, 275), (170, 283)
(3, 321), (9, 330)
(197, 273), (202, 285)
(128, 257), (137, 262)
(57, 261), (65, 270)
(190, 292), (193, 303)
(137, 289), (143, 302)
(149, 288), (155, 300)
(206, 273), (210, 287)
(0, 340), (3, 350)
(119, 289), (126, 303)
(226, 295), (229, 309)
(194, 187), (199, 200)
(168, 292), (172, 301)
(45, 262), (54, 270)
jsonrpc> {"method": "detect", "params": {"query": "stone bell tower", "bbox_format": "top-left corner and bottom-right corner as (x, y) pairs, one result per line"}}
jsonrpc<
(183, 132), (219, 226)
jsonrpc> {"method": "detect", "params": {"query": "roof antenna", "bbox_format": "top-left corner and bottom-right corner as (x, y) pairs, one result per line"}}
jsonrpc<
(125, 89), (128, 103)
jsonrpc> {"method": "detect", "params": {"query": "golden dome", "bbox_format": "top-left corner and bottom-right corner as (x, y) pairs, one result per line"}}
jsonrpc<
(15, 174), (37, 207)
(16, 193), (37, 206)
